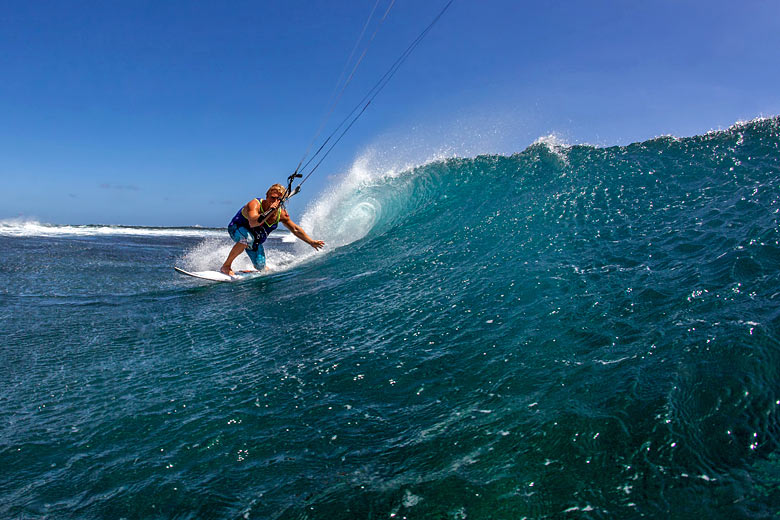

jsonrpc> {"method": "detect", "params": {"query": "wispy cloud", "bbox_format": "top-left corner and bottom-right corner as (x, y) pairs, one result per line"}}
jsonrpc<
(99, 183), (141, 191)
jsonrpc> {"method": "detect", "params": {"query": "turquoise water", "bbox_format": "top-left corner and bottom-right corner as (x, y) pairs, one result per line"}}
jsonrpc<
(2, 118), (780, 518)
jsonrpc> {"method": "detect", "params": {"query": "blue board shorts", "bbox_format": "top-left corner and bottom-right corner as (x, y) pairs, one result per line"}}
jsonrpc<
(227, 223), (266, 269)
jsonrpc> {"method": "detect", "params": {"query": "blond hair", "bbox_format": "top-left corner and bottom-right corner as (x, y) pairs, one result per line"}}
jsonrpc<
(267, 184), (287, 197)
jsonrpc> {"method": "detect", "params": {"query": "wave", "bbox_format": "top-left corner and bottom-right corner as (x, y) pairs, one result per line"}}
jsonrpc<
(261, 115), (780, 516)
(299, 116), (780, 257)
(298, 149), (456, 249)
(0, 219), (226, 238)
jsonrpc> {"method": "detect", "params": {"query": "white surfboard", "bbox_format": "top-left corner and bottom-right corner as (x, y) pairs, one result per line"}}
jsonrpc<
(174, 266), (260, 282)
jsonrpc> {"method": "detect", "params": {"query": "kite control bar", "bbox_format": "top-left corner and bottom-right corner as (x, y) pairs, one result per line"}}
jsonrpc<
(284, 172), (302, 205)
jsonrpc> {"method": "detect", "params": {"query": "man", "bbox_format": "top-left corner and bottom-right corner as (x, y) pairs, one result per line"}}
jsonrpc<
(220, 183), (324, 276)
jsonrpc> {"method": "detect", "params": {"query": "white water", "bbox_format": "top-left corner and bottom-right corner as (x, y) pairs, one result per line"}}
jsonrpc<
(0, 219), (224, 238)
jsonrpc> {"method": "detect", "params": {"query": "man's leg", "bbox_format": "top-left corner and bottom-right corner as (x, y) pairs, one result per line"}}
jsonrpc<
(221, 242), (247, 276)
(245, 245), (267, 271)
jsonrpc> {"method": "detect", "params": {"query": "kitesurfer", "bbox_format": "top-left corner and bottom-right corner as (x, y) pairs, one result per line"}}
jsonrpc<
(220, 184), (324, 276)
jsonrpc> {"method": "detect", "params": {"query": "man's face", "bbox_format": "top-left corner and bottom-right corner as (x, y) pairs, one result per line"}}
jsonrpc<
(267, 190), (283, 203)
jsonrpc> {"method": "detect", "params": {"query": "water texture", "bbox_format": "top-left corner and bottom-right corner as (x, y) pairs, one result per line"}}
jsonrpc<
(2, 117), (780, 518)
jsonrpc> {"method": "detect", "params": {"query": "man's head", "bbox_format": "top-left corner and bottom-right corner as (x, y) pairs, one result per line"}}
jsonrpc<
(267, 184), (286, 201)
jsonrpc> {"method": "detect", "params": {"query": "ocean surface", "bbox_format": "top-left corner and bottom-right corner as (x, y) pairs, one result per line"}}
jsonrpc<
(2, 117), (780, 519)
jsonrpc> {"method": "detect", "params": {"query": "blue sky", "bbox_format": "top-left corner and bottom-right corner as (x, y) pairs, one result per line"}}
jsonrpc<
(1, 0), (779, 226)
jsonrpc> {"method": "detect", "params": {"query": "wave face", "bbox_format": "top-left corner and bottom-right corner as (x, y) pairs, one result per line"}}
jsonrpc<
(2, 117), (780, 518)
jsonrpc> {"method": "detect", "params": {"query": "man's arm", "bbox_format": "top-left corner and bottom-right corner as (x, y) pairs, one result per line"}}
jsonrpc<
(280, 209), (325, 250)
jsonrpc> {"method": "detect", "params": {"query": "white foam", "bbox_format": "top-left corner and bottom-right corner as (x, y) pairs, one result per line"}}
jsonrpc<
(532, 133), (569, 149)
(0, 218), (222, 238)
(176, 234), (299, 273)
(531, 133), (572, 164)
(178, 237), (250, 272)
(711, 115), (777, 135)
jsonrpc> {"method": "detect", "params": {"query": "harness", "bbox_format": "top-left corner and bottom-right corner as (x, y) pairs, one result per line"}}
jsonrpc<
(230, 198), (281, 251)
(248, 199), (281, 250)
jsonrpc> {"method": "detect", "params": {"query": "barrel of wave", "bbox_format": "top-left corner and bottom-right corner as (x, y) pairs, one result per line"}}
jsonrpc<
(296, 158), (390, 253)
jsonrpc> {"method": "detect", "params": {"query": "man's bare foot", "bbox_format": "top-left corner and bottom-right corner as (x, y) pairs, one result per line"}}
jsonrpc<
(220, 265), (235, 276)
